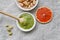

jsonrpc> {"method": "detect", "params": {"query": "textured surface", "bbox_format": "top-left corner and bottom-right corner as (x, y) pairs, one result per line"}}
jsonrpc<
(0, 0), (60, 40)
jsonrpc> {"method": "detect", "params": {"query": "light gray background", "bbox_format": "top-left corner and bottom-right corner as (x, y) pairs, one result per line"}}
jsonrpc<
(0, 0), (60, 40)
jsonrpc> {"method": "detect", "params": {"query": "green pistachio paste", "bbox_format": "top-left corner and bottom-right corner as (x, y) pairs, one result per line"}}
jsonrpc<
(18, 13), (34, 29)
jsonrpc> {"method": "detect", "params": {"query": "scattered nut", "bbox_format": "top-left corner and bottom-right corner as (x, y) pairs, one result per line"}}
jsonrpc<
(5, 25), (13, 30)
(5, 25), (13, 36)
(8, 26), (13, 30)
(5, 25), (9, 27)
(7, 28), (11, 32)
(8, 32), (13, 36)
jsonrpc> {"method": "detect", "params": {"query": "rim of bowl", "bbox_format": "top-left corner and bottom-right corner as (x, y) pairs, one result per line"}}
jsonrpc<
(16, 12), (36, 32)
(15, 0), (38, 11)
(36, 6), (53, 23)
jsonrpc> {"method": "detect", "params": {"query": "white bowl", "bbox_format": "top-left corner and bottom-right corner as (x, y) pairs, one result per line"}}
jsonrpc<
(15, 0), (38, 11)
(16, 12), (36, 32)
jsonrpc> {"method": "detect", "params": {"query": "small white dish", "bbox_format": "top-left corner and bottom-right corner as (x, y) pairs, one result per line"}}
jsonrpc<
(15, 0), (38, 11)
(16, 12), (36, 32)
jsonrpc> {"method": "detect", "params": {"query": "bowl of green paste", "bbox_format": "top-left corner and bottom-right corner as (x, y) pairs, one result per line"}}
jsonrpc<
(16, 12), (36, 32)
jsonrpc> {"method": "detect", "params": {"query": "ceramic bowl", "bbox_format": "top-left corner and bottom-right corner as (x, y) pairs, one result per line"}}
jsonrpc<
(15, 0), (38, 11)
(16, 12), (36, 32)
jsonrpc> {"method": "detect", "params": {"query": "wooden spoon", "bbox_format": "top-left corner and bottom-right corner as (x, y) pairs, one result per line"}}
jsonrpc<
(0, 11), (25, 23)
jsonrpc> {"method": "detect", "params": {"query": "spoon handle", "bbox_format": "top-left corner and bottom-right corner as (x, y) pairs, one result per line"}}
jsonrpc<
(0, 11), (19, 21)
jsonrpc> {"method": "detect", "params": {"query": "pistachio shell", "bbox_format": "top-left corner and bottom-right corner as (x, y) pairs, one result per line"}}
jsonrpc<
(8, 26), (13, 30)
(7, 28), (11, 32)
(8, 32), (13, 36)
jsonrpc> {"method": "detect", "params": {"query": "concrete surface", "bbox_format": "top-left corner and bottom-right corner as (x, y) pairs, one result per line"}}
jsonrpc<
(0, 0), (60, 40)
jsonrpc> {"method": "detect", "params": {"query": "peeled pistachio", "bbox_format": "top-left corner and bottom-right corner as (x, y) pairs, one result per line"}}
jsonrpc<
(26, 0), (29, 2)
(24, 6), (28, 8)
(18, 0), (25, 3)
(30, 3), (33, 7)
(28, 5), (31, 8)
(6, 25), (13, 30)
(30, 0), (33, 2)
(33, 0), (36, 5)
(19, 3), (23, 7)
(23, 1), (29, 6)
